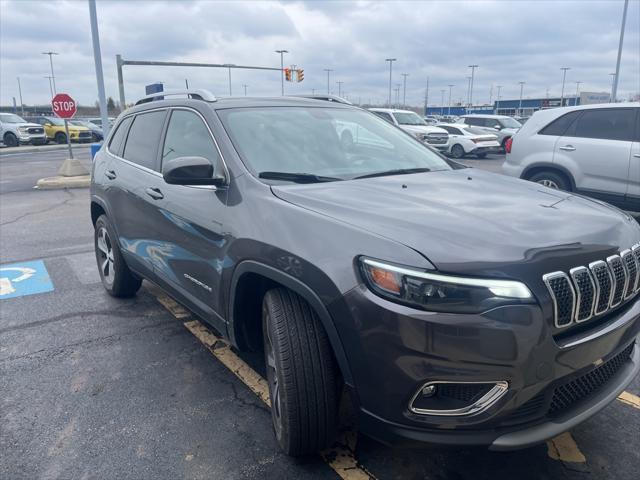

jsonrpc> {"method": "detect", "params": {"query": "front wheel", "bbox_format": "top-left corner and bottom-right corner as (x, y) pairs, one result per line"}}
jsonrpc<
(450, 144), (465, 159)
(55, 132), (67, 144)
(3, 132), (18, 147)
(262, 288), (339, 456)
(528, 171), (570, 191)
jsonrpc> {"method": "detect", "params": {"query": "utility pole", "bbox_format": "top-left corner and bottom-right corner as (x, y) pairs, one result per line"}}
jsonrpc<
(518, 81), (525, 115)
(489, 84), (493, 106)
(447, 84), (454, 115)
(560, 67), (570, 106)
(224, 64), (235, 96)
(440, 89), (445, 115)
(465, 76), (471, 107)
(42, 51), (58, 94)
(323, 69), (333, 94)
(337, 81), (343, 97)
(275, 50), (288, 95)
(468, 64), (478, 106)
(243, 84), (248, 96)
(385, 58), (396, 107)
(395, 84), (401, 108)
(44, 76), (54, 99)
(495, 85), (502, 114)
(88, 0), (110, 136)
(401, 73), (409, 108)
(609, 73), (617, 101)
(611, 0), (629, 103)
(17, 77), (24, 116)
(575, 81), (582, 105)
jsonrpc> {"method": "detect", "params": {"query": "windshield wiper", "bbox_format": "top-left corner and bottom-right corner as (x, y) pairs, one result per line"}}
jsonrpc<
(258, 171), (343, 183)
(352, 167), (432, 180)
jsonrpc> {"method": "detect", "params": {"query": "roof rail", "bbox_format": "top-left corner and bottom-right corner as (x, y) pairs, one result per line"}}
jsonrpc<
(134, 89), (216, 106)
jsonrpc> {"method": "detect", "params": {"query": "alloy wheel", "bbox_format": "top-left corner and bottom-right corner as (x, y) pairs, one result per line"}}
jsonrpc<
(537, 179), (559, 189)
(96, 227), (115, 286)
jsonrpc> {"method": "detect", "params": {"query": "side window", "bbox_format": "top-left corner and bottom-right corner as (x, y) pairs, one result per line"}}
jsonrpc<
(465, 117), (481, 126)
(108, 116), (133, 157)
(122, 110), (167, 171)
(569, 108), (635, 142)
(162, 110), (221, 166)
(539, 111), (582, 136)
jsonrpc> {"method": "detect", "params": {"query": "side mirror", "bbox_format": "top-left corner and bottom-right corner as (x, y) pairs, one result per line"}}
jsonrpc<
(162, 156), (226, 186)
(493, 124), (502, 130)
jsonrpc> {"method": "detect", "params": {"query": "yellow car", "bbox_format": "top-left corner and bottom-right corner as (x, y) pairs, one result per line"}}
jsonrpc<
(26, 115), (93, 144)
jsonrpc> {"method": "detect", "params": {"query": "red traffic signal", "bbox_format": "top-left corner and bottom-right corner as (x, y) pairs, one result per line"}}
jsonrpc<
(284, 68), (292, 82)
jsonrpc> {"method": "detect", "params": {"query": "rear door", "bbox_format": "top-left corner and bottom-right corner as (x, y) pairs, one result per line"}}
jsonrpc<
(554, 107), (635, 205)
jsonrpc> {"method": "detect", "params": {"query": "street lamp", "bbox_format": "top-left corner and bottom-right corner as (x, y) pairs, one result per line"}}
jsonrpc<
(395, 84), (401, 108)
(42, 51), (58, 94)
(223, 64), (236, 96)
(468, 64), (478, 106)
(447, 84), (454, 115)
(275, 50), (288, 95)
(560, 67), (570, 106)
(575, 81), (582, 105)
(518, 81), (525, 115)
(440, 89), (445, 115)
(495, 85), (503, 114)
(611, 0), (629, 103)
(17, 77), (24, 116)
(401, 73), (409, 108)
(385, 58), (396, 107)
(44, 76), (54, 99)
(336, 81), (343, 97)
(609, 73), (617, 102)
(465, 76), (471, 107)
(323, 69), (333, 94)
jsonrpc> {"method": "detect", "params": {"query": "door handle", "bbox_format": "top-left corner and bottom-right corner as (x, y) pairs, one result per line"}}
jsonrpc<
(633, 153), (640, 158)
(105, 170), (116, 180)
(145, 187), (164, 200)
(559, 145), (576, 151)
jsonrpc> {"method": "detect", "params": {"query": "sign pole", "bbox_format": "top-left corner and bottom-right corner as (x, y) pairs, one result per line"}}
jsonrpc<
(63, 119), (74, 159)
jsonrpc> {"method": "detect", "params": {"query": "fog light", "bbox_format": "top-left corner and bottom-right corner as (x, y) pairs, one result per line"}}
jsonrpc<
(421, 384), (436, 397)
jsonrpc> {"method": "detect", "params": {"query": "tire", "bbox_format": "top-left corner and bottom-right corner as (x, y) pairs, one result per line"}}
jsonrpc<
(528, 171), (570, 191)
(262, 288), (339, 456)
(3, 132), (18, 147)
(55, 132), (67, 144)
(94, 214), (142, 297)
(475, 152), (487, 159)
(450, 144), (465, 159)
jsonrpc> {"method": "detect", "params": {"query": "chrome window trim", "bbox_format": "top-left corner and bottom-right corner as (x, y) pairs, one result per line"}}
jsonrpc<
(409, 381), (509, 417)
(606, 255), (626, 308)
(569, 266), (595, 323)
(589, 260), (613, 315)
(543, 271), (576, 328)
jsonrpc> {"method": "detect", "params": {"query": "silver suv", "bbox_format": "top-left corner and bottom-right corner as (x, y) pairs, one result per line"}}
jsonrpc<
(502, 103), (640, 212)
(459, 114), (521, 150)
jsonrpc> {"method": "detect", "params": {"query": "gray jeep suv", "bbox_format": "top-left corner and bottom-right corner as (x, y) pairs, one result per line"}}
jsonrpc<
(91, 90), (640, 456)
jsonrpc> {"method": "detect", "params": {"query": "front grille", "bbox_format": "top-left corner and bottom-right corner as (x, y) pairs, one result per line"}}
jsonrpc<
(425, 133), (448, 145)
(437, 383), (492, 403)
(544, 243), (640, 329)
(549, 342), (635, 416)
(27, 127), (44, 134)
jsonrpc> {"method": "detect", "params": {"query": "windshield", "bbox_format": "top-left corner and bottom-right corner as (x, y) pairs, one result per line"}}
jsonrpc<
(392, 112), (427, 126)
(0, 113), (27, 123)
(218, 107), (454, 181)
(500, 117), (522, 128)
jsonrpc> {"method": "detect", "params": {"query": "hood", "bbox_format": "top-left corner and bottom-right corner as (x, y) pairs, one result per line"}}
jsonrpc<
(400, 125), (448, 135)
(17, 122), (43, 129)
(271, 168), (640, 281)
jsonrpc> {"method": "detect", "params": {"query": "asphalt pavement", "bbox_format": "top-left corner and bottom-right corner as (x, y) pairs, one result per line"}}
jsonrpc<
(1, 149), (638, 480)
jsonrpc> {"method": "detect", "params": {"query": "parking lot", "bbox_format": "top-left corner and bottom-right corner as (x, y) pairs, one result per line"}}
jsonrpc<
(1, 146), (638, 480)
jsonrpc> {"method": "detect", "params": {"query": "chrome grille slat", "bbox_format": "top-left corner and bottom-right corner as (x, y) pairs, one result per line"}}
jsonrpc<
(545, 245), (640, 330)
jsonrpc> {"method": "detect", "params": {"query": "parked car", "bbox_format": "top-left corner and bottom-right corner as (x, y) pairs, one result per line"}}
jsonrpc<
(0, 112), (48, 147)
(87, 117), (115, 128)
(25, 116), (92, 144)
(503, 103), (640, 212)
(71, 119), (103, 142)
(423, 115), (439, 125)
(459, 114), (521, 150)
(92, 90), (640, 457)
(437, 123), (501, 158)
(369, 108), (449, 151)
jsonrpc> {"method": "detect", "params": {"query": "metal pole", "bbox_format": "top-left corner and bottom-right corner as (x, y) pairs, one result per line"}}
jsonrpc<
(518, 81), (525, 115)
(560, 67), (570, 106)
(275, 50), (288, 96)
(337, 81), (343, 97)
(440, 90), (445, 115)
(17, 77), (24, 116)
(44, 76), (54, 99)
(468, 64), (478, 107)
(612, 0), (629, 102)
(466, 76), (471, 107)
(116, 54), (126, 109)
(88, 0), (110, 137)
(609, 73), (617, 101)
(385, 58), (396, 107)
(228, 66), (232, 96)
(496, 85), (502, 114)
(575, 81), (582, 105)
(324, 69), (332, 94)
(425, 77), (429, 112)
(42, 52), (59, 94)
(401, 73), (408, 108)
(63, 119), (74, 159)
(447, 84), (454, 115)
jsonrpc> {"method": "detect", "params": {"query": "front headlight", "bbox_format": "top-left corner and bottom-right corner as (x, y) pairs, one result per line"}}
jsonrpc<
(18, 126), (29, 133)
(360, 257), (534, 314)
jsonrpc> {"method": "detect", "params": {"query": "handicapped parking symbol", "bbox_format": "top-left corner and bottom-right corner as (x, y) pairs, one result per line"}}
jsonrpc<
(0, 260), (54, 299)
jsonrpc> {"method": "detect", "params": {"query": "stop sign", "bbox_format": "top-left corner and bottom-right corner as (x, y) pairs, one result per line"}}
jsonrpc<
(51, 93), (77, 119)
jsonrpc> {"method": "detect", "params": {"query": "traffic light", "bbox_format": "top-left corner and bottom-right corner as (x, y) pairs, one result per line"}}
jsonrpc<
(297, 69), (304, 82)
(284, 68), (292, 82)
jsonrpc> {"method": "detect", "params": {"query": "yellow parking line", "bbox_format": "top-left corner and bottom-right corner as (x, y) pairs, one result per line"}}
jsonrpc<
(617, 391), (640, 409)
(547, 432), (586, 463)
(156, 294), (376, 480)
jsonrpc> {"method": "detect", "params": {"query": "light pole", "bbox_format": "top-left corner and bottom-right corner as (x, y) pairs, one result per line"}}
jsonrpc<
(518, 81), (525, 115)
(447, 84), (454, 115)
(401, 73), (409, 108)
(44, 76), (54, 99)
(89, 0), (110, 137)
(323, 69), (333, 94)
(465, 76), (471, 107)
(42, 51), (58, 94)
(275, 50), (288, 95)
(224, 64), (235, 96)
(336, 81), (343, 97)
(468, 64), (478, 106)
(424, 77), (429, 113)
(385, 58), (396, 107)
(17, 77), (24, 116)
(243, 84), (248, 96)
(495, 85), (502, 114)
(575, 81), (582, 105)
(609, 73), (617, 101)
(611, 0), (629, 103)
(560, 67), (570, 106)
(395, 84), (401, 108)
(440, 89), (445, 115)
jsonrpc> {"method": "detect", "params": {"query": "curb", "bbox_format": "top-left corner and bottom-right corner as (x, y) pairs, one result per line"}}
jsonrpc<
(36, 175), (91, 189)
(0, 143), (94, 155)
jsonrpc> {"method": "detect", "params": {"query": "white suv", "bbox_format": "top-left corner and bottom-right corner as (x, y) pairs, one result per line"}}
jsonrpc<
(459, 114), (521, 150)
(0, 112), (48, 147)
(368, 108), (449, 151)
(502, 103), (640, 212)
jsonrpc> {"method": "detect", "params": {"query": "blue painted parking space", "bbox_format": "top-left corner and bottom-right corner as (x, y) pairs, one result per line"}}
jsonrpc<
(0, 260), (54, 299)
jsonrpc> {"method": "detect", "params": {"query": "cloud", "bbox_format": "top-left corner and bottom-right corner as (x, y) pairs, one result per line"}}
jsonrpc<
(0, 0), (638, 108)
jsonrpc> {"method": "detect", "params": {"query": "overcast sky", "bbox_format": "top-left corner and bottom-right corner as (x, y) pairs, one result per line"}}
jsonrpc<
(1, 0), (638, 108)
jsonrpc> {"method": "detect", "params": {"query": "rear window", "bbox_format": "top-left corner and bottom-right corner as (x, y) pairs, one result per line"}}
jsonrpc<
(122, 110), (167, 171)
(539, 111), (581, 136)
(108, 116), (133, 157)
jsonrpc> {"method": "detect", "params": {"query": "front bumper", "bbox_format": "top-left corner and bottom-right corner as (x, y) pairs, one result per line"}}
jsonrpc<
(331, 286), (640, 449)
(18, 134), (48, 145)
